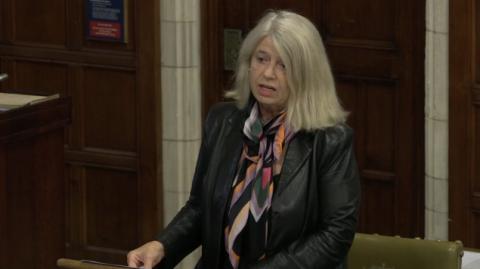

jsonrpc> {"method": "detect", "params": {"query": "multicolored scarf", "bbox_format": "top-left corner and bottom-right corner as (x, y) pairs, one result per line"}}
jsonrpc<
(224, 103), (294, 268)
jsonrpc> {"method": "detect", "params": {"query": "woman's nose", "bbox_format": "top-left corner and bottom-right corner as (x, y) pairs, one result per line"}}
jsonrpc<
(263, 63), (276, 79)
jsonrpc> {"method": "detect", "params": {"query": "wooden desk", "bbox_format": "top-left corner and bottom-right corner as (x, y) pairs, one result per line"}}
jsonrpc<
(0, 97), (71, 269)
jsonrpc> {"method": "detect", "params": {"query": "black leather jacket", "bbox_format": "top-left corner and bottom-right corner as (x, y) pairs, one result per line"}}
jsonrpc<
(157, 102), (360, 269)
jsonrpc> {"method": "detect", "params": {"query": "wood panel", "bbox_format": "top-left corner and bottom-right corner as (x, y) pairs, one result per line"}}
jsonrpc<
(85, 168), (138, 250)
(248, 2), (316, 26)
(11, 0), (67, 46)
(0, 98), (70, 269)
(364, 83), (396, 172)
(360, 180), (396, 235)
(83, 67), (136, 152)
(0, 0), (162, 265)
(10, 60), (68, 95)
(450, 0), (480, 248)
(323, 0), (395, 42)
(476, 105), (480, 196)
(474, 211), (480, 245)
(202, 0), (425, 237)
(4, 131), (66, 268)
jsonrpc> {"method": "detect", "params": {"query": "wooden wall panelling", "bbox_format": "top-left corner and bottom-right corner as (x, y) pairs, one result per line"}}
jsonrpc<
(338, 77), (400, 235)
(474, 211), (480, 245)
(395, 0), (425, 235)
(202, 0), (425, 237)
(13, 60), (68, 95)
(6, 143), (36, 269)
(1, 59), (15, 90)
(476, 103), (480, 200)
(0, 59), (4, 91)
(0, 46), (136, 68)
(64, 64), (140, 262)
(221, 0), (247, 95)
(66, 64), (82, 147)
(364, 83), (396, 174)
(0, 144), (5, 266)
(449, 0), (469, 246)
(0, 0), (135, 68)
(248, 1), (316, 26)
(135, 0), (162, 244)
(65, 164), (85, 258)
(1, 0), (13, 43)
(201, 0), (223, 119)
(0, 98), (70, 269)
(85, 168), (138, 248)
(360, 179), (396, 235)
(471, 103), (480, 245)
(12, 0), (67, 47)
(83, 67), (136, 152)
(65, 0), (161, 262)
(322, 0), (395, 42)
(0, 0), (5, 43)
(473, 3), (480, 246)
(0, 58), (68, 96)
(0, 0), (162, 265)
(0, 58), (7, 268)
(411, 0), (427, 234)
(450, 0), (478, 247)
(323, 0), (423, 236)
(223, 0), (248, 29)
(66, 0), (83, 50)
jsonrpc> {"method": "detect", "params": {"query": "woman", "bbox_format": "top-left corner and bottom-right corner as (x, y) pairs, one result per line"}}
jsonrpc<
(127, 10), (360, 269)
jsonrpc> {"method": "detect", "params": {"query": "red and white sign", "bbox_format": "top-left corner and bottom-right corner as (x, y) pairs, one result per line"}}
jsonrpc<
(89, 21), (121, 39)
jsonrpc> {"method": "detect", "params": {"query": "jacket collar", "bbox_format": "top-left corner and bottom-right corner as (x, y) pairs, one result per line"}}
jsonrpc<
(275, 132), (313, 197)
(212, 106), (245, 210)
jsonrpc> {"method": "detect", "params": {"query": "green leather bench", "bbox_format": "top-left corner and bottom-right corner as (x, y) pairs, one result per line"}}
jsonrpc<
(347, 233), (464, 269)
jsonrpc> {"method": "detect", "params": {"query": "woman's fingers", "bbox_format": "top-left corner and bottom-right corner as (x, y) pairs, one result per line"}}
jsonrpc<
(127, 241), (165, 269)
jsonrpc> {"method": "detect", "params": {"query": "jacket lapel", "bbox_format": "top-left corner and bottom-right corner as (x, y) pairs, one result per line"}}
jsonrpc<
(212, 108), (245, 212)
(274, 132), (313, 198)
(208, 108), (246, 269)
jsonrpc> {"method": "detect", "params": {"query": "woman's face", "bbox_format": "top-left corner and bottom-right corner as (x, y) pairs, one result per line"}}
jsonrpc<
(249, 36), (290, 116)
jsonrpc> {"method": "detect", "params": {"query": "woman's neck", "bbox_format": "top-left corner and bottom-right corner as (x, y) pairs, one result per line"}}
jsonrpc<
(258, 103), (284, 123)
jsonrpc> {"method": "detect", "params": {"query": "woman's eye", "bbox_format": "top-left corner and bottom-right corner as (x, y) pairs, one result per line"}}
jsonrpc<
(257, 56), (266, 63)
(278, 63), (286, 70)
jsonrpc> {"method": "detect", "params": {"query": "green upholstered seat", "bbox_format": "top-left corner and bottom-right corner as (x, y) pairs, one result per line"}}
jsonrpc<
(347, 233), (463, 269)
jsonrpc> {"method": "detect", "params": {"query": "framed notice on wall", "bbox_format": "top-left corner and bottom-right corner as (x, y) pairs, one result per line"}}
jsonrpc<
(85, 0), (128, 43)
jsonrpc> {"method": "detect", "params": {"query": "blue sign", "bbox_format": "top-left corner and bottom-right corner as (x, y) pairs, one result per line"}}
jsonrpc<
(85, 0), (127, 42)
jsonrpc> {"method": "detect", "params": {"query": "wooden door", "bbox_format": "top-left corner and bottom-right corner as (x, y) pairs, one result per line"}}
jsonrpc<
(202, 0), (425, 237)
(0, 0), (161, 264)
(450, 0), (480, 248)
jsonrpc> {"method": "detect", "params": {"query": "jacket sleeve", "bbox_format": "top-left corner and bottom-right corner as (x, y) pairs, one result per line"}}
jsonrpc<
(155, 107), (220, 268)
(250, 126), (361, 269)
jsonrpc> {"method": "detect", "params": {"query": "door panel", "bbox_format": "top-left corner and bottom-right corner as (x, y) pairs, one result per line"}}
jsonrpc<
(85, 168), (138, 250)
(13, 60), (68, 95)
(323, 0), (396, 41)
(83, 67), (137, 152)
(451, 0), (480, 248)
(11, 0), (67, 46)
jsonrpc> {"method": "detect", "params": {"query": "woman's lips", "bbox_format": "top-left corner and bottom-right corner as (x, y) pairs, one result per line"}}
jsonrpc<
(258, 84), (277, 97)
(260, 84), (276, 90)
(257, 84), (276, 97)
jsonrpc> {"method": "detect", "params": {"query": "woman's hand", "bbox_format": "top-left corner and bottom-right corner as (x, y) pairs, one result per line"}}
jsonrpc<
(127, 240), (165, 269)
